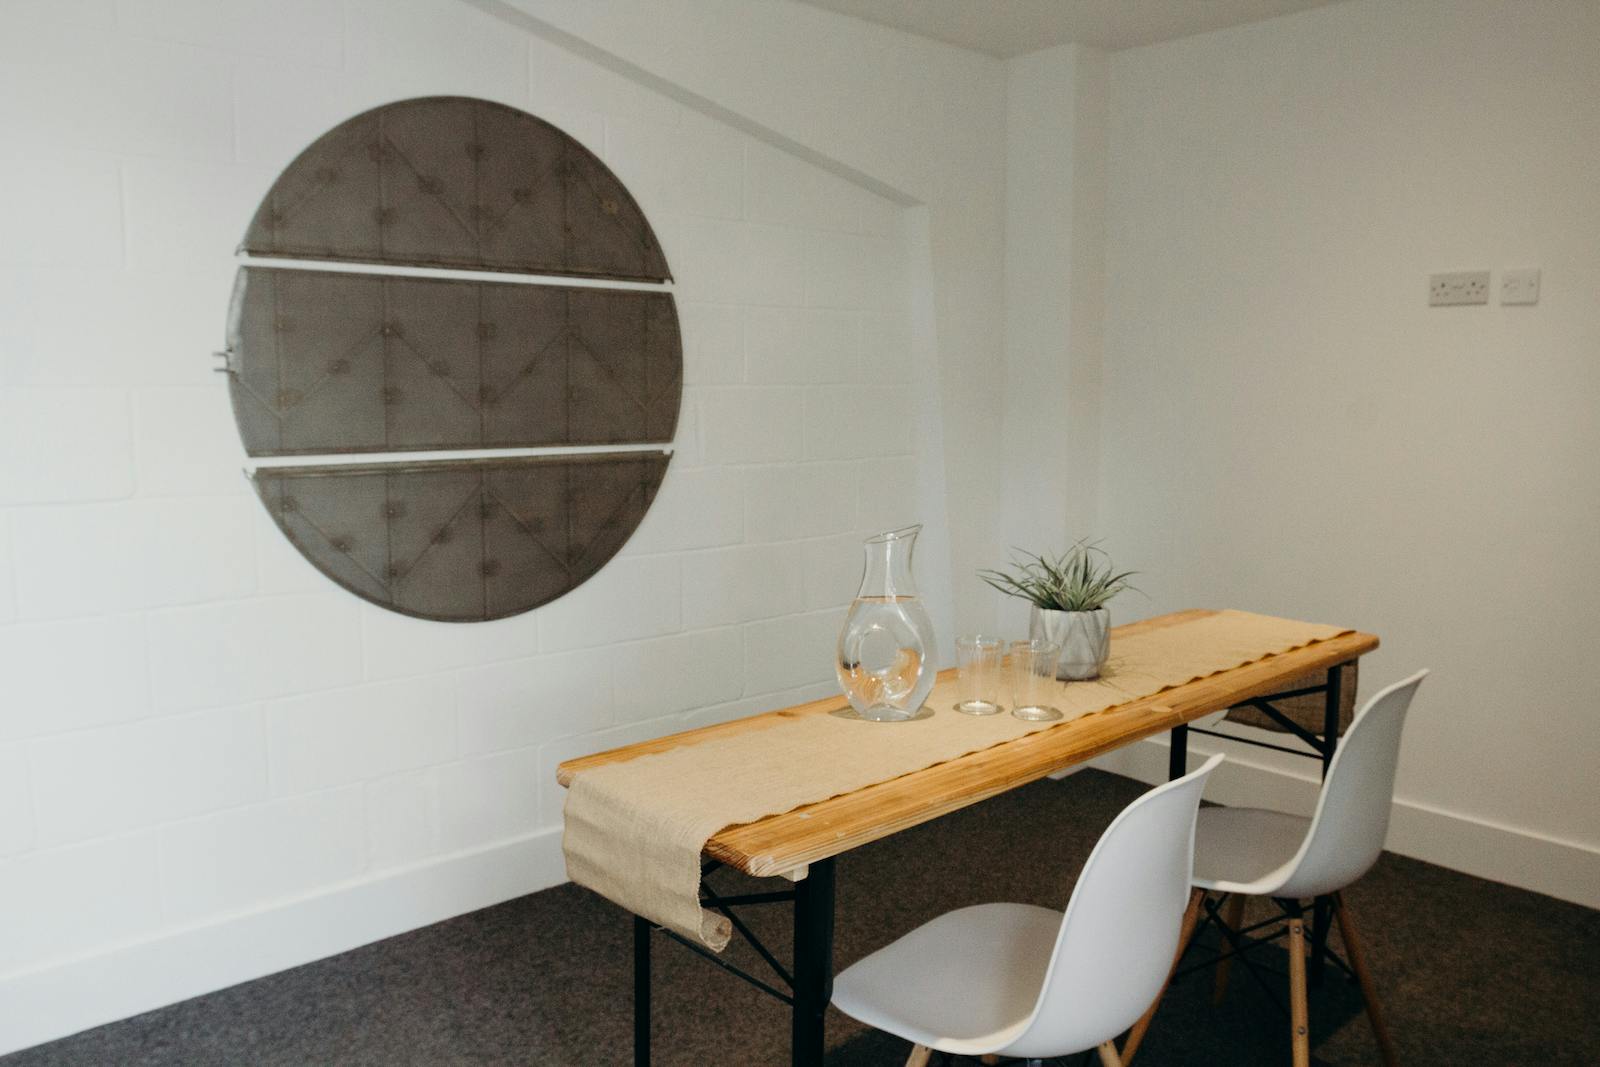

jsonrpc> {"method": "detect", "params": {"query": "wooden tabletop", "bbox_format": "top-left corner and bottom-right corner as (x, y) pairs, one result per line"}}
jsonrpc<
(557, 608), (1378, 879)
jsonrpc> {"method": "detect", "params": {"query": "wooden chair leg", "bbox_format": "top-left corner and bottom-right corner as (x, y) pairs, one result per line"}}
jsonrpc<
(1120, 887), (1205, 1064)
(1097, 1040), (1124, 1066)
(1213, 893), (1247, 1004)
(904, 1044), (932, 1067)
(1335, 892), (1399, 1067)
(1288, 917), (1310, 1067)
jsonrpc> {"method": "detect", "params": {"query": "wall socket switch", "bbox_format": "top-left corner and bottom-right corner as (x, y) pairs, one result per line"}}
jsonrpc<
(1500, 268), (1540, 305)
(1429, 271), (1490, 306)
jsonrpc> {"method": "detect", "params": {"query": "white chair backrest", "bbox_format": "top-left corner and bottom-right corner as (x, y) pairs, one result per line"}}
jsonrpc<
(1004, 753), (1223, 1059)
(1277, 669), (1428, 899)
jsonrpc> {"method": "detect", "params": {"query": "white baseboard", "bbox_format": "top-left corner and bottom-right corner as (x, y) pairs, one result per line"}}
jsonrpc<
(1091, 737), (1600, 911)
(0, 828), (567, 1058)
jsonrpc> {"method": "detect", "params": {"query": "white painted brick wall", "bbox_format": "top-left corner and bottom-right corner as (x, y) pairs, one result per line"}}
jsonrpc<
(436, 747), (543, 852)
(0, 745), (32, 857)
(0, 390), (135, 505)
(0, 153), (124, 268)
(0, 269), (234, 388)
(157, 789), (367, 919)
(0, 616), (152, 738)
(745, 306), (860, 385)
(12, 498), (259, 617)
(29, 704), (267, 846)
(265, 678), (455, 797)
(451, 652), (604, 761)
(0, 516), (14, 624)
(364, 768), (438, 871)
(0, 0), (934, 988)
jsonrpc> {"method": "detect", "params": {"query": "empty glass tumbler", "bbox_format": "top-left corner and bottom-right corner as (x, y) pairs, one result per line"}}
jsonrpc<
(1010, 639), (1064, 722)
(836, 525), (938, 721)
(955, 635), (1005, 715)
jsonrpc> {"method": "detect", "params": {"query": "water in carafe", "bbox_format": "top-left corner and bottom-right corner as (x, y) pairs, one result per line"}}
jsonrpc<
(836, 525), (937, 721)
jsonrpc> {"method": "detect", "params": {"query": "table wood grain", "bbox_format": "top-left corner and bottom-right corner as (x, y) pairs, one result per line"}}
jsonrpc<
(557, 609), (1378, 878)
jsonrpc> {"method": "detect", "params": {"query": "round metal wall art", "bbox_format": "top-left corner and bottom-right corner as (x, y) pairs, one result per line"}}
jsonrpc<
(224, 96), (681, 622)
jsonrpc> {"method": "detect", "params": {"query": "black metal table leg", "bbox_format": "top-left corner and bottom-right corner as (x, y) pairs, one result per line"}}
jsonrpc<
(792, 858), (837, 1066)
(1169, 723), (1189, 780)
(634, 914), (651, 1067)
(1320, 664), (1341, 781)
(1310, 665), (1342, 985)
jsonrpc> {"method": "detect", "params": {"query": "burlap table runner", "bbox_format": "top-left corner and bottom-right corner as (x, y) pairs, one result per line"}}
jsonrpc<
(562, 610), (1349, 949)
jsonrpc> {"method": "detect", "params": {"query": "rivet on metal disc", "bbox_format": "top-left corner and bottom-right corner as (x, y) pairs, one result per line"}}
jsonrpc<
(480, 559), (501, 577)
(330, 536), (352, 552)
(385, 501), (408, 519)
(417, 176), (441, 194)
(600, 198), (620, 216)
(374, 206), (396, 224)
(382, 387), (404, 406)
(388, 564), (406, 579)
(328, 358), (350, 376)
(276, 388), (303, 409)
(430, 361), (450, 378)
(479, 385), (498, 405)
(466, 142), (486, 160)
(476, 321), (497, 341)
(274, 317), (295, 333)
(432, 528), (451, 545)
(280, 496), (298, 514)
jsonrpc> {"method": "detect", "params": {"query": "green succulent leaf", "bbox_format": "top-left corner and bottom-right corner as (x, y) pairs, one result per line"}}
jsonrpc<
(978, 540), (1138, 612)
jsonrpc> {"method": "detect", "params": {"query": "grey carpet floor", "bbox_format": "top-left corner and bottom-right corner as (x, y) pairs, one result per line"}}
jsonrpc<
(5, 769), (1597, 1066)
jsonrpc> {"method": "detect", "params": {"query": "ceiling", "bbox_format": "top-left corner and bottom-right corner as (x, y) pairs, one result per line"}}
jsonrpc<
(792, 0), (1347, 56)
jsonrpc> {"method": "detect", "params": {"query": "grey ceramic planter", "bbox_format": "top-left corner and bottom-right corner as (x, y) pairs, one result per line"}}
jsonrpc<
(1029, 606), (1110, 680)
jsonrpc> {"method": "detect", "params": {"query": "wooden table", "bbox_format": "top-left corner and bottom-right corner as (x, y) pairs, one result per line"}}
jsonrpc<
(557, 609), (1379, 1066)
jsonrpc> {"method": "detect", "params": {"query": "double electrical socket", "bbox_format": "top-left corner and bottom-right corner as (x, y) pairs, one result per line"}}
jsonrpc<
(1429, 271), (1489, 306)
(1429, 268), (1541, 307)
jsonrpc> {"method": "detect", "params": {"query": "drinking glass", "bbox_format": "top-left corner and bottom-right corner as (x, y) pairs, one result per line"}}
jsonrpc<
(1010, 639), (1064, 722)
(955, 635), (1005, 715)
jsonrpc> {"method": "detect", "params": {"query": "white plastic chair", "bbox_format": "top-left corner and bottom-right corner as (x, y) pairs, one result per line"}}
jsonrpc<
(1124, 669), (1427, 1067)
(830, 753), (1224, 1067)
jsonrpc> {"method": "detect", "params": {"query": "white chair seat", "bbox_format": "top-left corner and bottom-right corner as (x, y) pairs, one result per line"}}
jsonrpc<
(832, 903), (1061, 1057)
(831, 756), (1225, 1062)
(1192, 807), (1312, 895)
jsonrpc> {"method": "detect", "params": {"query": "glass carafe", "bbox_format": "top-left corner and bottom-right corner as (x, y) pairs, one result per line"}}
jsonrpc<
(836, 525), (938, 721)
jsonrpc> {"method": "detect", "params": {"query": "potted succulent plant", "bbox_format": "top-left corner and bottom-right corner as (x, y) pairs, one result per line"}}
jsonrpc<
(979, 542), (1136, 680)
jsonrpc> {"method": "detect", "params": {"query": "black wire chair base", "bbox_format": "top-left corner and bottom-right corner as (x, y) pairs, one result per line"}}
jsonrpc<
(1169, 892), (1359, 1022)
